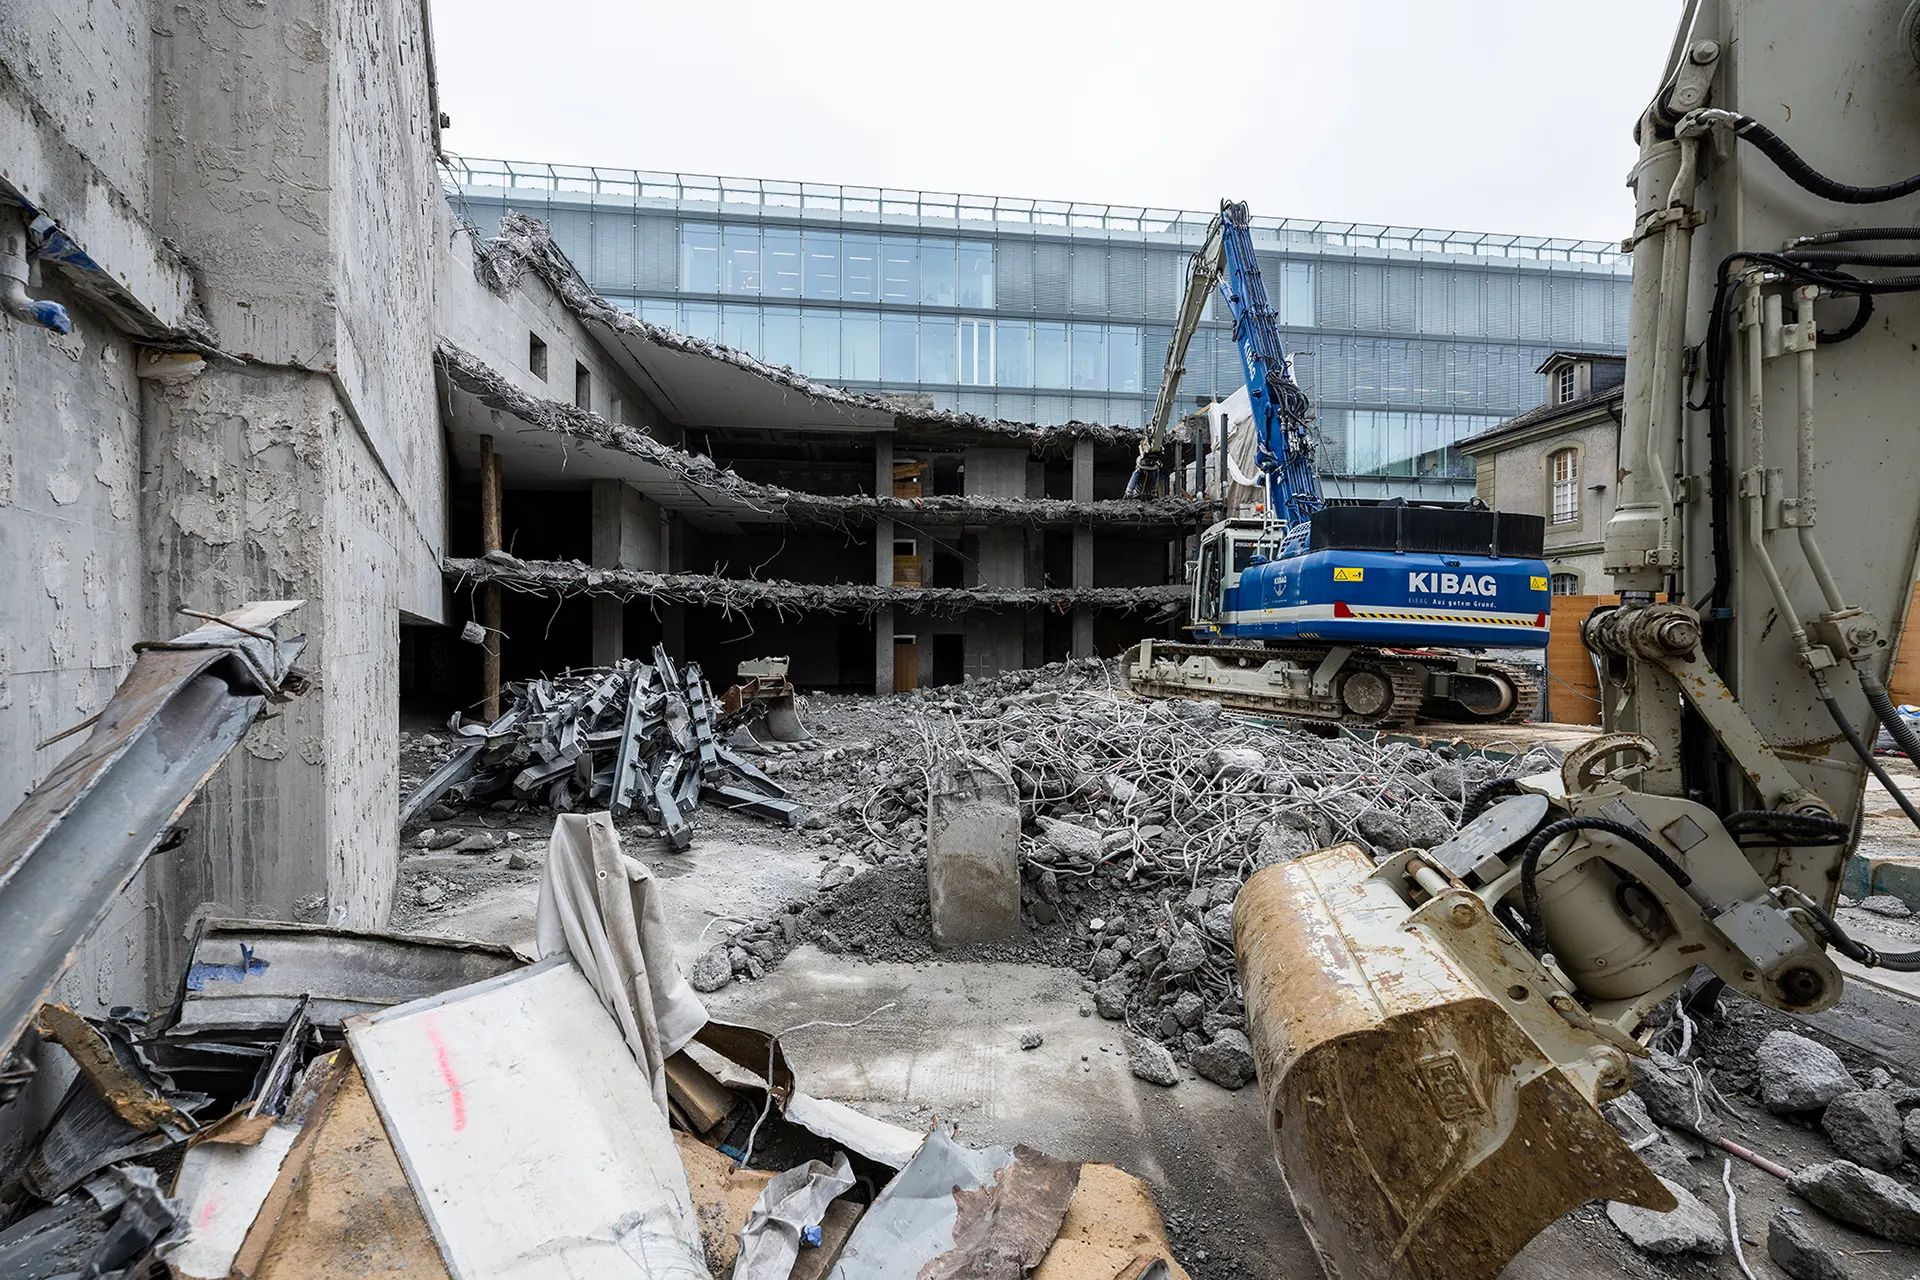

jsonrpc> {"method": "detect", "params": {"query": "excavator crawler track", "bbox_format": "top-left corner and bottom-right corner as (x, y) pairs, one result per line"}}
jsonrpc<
(1120, 641), (1537, 729)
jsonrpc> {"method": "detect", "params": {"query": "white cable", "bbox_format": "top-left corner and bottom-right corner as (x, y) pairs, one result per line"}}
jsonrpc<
(738, 1001), (899, 1170)
(1724, 1158), (1758, 1280)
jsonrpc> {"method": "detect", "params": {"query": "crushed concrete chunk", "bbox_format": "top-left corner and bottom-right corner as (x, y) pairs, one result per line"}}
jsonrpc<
(1094, 977), (1131, 1021)
(1758, 1031), (1859, 1113)
(1125, 1033), (1179, 1087)
(1164, 926), (1207, 976)
(1787, 1159), (1920, 1244)
(689, 947), (733, 994)
(1192, 1030), (1257, 1090)
(1633, 1050), (1716, 1136)
(1036, 816), (1103, 861)
(1605, 1177), (1725, 1255)
(1821, 1090), (1906, 1171)
(1855, 894), (1912, 918)
(1906, 1108), (1920, 1161)
(453, 830), (499, 853)
(1019, 1029), (1044, 1051)
(1355, 809), (1409, 851)
(1766, 1209), (1855, 1280)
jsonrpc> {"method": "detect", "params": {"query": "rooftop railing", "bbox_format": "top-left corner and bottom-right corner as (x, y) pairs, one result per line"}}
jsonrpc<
(442, 154), (1626, 267)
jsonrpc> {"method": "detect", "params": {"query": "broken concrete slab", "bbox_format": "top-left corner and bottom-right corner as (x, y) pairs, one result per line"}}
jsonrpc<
(1125, 1034), (1179, 1087)
(1787, 1159), (1920, 1244)
(1821, 1089), (1907, 1171)
(925, 751), (1021, 949)
(1604, 1176), (1725, 1255)
(1759, 1030), (1860, 1113)
(1767, 1208), (1858, 1280)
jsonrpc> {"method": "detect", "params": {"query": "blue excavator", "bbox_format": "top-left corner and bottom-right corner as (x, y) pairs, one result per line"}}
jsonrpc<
(1119, 200), (1552, 726)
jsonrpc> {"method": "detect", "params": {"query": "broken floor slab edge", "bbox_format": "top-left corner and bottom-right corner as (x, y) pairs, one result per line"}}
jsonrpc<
(435, 341), (1213, 529)
(472, 212), (1150, 447)
(443, 557), (1189, 617)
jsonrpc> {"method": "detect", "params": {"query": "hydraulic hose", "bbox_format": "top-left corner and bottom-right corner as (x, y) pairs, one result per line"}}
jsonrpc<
(1518, 817), (1712, 952)
(1789, 227), (1920, 247)
(1723, 114), (1920, 204)
(1461, 776), (1524, 824)
(1859, 668), (1920, 765)
(1819, 693), (1920, 832)
(1785, 889), (1920, 973)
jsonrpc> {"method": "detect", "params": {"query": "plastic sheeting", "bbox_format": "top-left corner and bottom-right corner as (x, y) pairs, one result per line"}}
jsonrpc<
(535, 812), (708, 1112)
(732, 1151), (854, 1280)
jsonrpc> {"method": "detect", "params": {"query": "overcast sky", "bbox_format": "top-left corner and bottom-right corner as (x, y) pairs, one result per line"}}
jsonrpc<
(432, 0), (1682, 244)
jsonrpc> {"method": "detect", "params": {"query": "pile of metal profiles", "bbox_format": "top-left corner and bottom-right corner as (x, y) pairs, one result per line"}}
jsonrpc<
(402, 644), (806, 847)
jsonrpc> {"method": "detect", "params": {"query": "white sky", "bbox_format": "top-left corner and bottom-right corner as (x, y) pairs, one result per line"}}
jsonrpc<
(431, 0), (1682, 245)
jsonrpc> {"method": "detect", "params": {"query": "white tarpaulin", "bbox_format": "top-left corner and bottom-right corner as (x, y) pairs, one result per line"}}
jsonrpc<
(348, 958), (712, 1280)
(535, 812), (708, 1112)
(732, 1151), (854, 1280)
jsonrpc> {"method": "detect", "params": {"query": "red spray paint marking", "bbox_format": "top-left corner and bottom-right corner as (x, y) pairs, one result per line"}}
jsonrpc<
(424, 1020), (467, 1132)
(197, 1196), (221, 1229)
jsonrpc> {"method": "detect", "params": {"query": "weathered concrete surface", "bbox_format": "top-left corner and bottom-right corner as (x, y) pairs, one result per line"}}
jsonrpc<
(926, 753), (1022, 948)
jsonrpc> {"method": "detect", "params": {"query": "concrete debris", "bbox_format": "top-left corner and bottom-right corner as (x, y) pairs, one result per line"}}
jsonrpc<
(1605, 1176), (1726, 1255)
(1191, 1030), (1257, 1090)
(1633, 1049), (1720, 1137)
(1758, 1030), (1860, 1113)
(446, 555), (1188, 622)
(415, 644), (805, 847)
(689, 947), (734, 994)
(1856, 894), (1914, 918)
(1787, 1160), (1920, 1245)
(1020, 1029), (1045, 1051)
(1125, 1033), (1181, 1087)
(1767, 1209), (1857, 1280)
(1821, 1090), (1907, 1171)
(1908, 1109), (1920, 1161)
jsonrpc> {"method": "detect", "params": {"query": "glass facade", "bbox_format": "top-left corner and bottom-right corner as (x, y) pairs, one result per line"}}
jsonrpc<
(444, 158), (1630, 493)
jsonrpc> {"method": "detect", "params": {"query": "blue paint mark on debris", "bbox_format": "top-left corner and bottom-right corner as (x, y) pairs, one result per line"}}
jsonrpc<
(186, 943), (268, 990)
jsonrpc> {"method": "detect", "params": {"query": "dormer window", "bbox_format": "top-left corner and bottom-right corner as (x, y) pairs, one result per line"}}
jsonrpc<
(1557, 365), (1577, 404)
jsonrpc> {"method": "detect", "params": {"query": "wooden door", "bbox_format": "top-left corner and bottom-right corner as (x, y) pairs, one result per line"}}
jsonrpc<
(893, 640), (919, 693)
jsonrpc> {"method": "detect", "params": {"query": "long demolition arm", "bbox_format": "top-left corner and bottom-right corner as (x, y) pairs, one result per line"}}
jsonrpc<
(1125, 216), (1224, 497)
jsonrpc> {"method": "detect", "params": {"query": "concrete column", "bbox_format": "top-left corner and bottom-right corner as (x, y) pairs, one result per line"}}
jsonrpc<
(660, 509), (685, 658)
(1072, 439), (1096, 656)
(874, 433), (895, 693)
(590, 479), (656, 666)
(481, 437), (503, 719)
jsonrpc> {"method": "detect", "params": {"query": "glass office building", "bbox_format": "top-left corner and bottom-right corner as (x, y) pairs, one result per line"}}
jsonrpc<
(444, 158), (1630, 496)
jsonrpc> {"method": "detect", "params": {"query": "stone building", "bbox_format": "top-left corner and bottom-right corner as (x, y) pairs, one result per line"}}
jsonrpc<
(1459, 351), (1627, 595)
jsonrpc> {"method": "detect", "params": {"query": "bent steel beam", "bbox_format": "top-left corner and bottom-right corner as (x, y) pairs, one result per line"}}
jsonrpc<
(0, 602), (307, 1057)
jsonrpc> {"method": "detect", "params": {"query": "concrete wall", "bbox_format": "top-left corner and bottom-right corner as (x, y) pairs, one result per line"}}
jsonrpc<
(0, 0), (456, 1023)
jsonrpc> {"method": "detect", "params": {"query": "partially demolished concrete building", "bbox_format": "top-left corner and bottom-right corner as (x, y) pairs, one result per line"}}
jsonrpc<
(0, 0), (1197, 1050)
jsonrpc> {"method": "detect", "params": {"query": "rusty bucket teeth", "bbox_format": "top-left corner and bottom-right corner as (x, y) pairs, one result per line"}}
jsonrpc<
(1234, 845), (1672, 1280)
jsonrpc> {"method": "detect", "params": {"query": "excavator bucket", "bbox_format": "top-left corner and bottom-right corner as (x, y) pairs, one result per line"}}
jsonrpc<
(759, 695), (810, 743)
(1234, 845), (1672, 1279)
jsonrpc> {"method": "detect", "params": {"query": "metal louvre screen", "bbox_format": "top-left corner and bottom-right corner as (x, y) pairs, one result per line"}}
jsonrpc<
(1308, 506), (1545, 558)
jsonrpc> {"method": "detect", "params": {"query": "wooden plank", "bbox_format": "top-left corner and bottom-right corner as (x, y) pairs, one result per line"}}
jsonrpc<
(893, 642), (920, 693)
(664, 1049), (736, 1135)
(789, 1199), (863, 1280)
(892, 555), (922, 587)
(1547, 594), (1607, 726)
(248, 1060), (451, 1280)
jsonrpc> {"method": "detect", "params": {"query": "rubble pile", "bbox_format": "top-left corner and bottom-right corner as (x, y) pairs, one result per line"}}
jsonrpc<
(694, 657), (1557, 1071)
(401, 645), (805, 848)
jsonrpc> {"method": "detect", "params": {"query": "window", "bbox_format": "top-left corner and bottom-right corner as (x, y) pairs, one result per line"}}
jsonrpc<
(957, 319), (993, 386)
(573, 361), (591, 411)
(528, 333), (548, 381)
(843, 236), (880, 302)
(801, 309), (840, 379)
(763, 229), (801, 297)
(1107, 326), (1141, 394)
(722, 225), (760, 294)
(1551, 572), (1581, 595)
(680, 302), (719, 343)
(1069, 324), (1105, 391)
(1034, 323), (1069, 390)
(1557, 364), (1577, 404)
(918, 239), (956, 306)
(996, 320), (1032, 388)
(762, 309), (801, 369)
(680, 224), (720, 292)
(919, 317), (956, 383)
(881, 314), (917, 381)
(881, 237), (917, 302)
(802, 232), (840, 300)
(1550, 448), (1580, 524)
(640, 299), (676, 329)
(722, 304), (758, 356)
(843, 312), (881, 380)
(957, 242), (994, 308)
